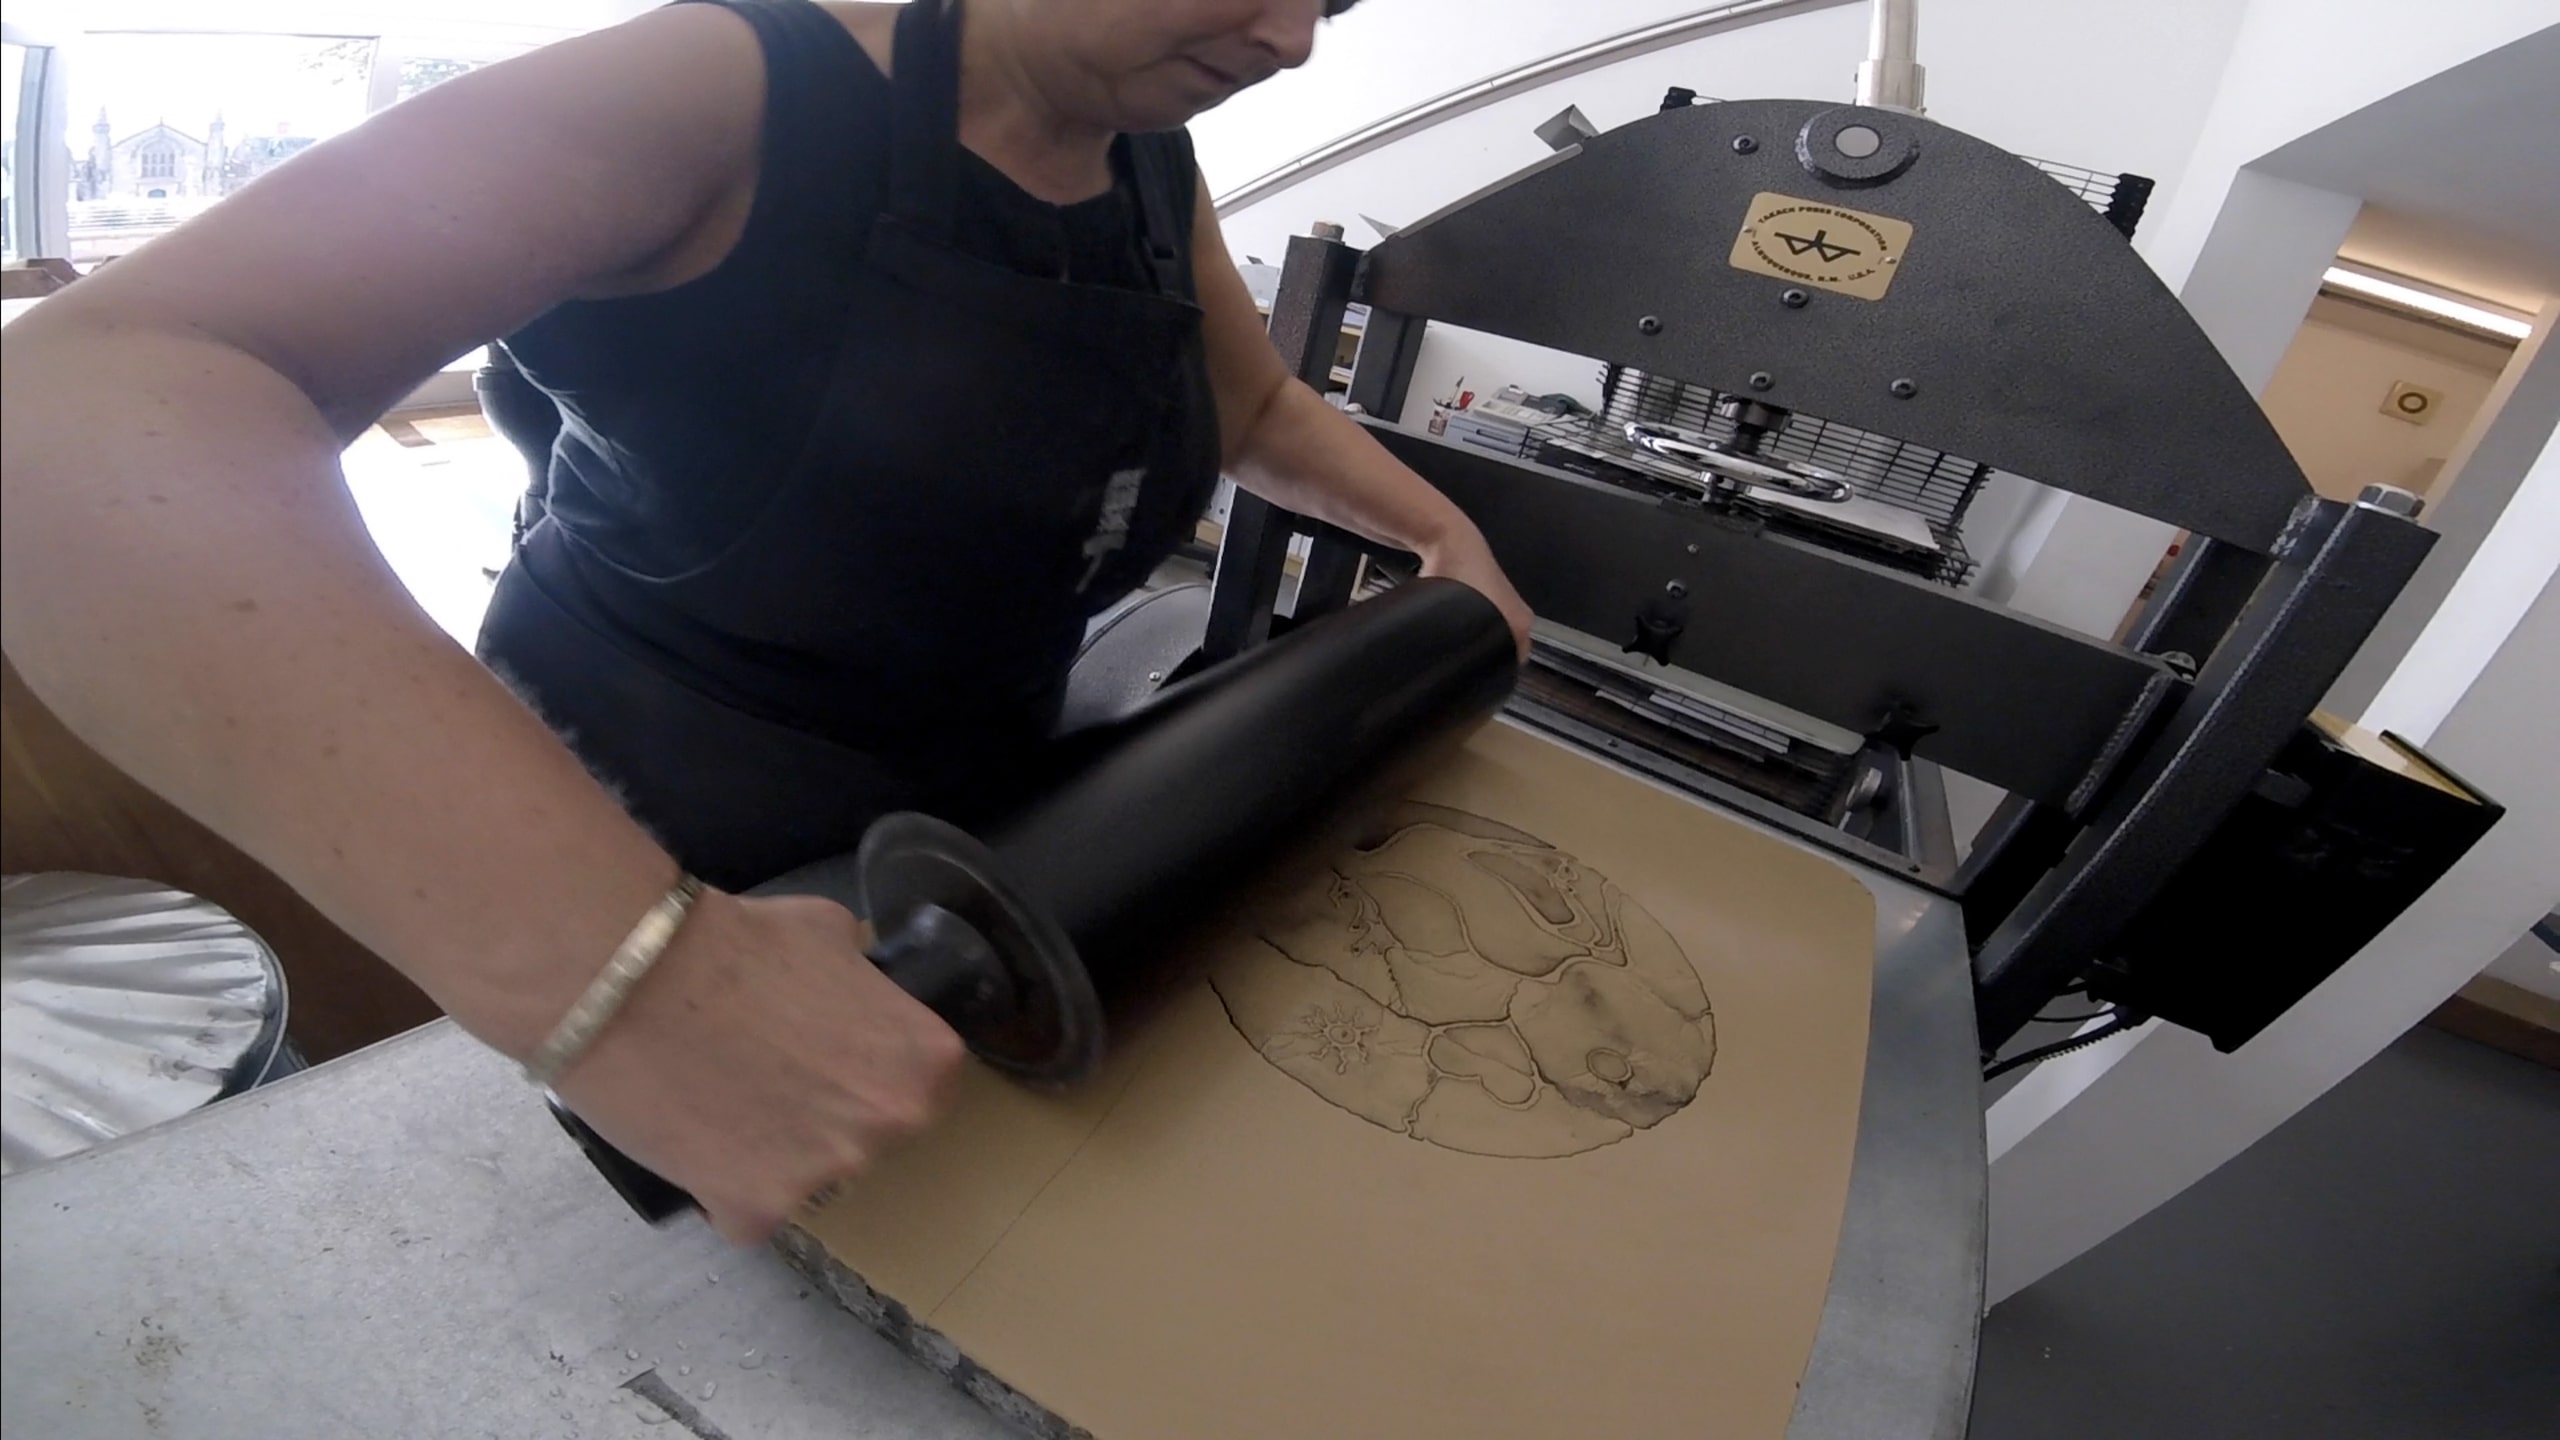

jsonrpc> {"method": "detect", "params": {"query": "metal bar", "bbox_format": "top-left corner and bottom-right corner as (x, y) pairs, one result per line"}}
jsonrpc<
(1952, 794), (2075, 950)
(1343, 305), (1427, 423)
(1508, 697), (1939, 886)
(1289, 536), (1366, 623)
(2063, 668), (2183, 817)
(2122, 534), (2271, 667)
(1897, 754), (1959, 890)
(1853, 0), (1925, 113)
(1202, 491), (1295, 660)
(1971, 496), (2438, 1048)
(2103, 172), (2156, 240)
(1785, 877), (1982, 1440)
(1266, 232), (1359, 389)
(1211, 0), (1855, 217)
(14, 43), (72, 259)
(1830, 745), (1957, 888)
(1206, 231), (1366, 658)
(1372, 424), (2171, 808)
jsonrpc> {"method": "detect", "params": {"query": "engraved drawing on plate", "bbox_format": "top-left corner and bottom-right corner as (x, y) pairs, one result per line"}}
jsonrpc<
(1210, 803), (1716, 1157)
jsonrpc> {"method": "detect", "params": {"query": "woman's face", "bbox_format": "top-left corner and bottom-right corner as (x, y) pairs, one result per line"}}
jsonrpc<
(1010, 0), (1340, 131)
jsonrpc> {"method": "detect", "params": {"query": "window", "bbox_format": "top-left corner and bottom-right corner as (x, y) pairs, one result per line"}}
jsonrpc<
(2, 42), (25, 261)
(15, 21), (557, 273)
(65, 33), (377, 264)
(394, 55), (484, 105)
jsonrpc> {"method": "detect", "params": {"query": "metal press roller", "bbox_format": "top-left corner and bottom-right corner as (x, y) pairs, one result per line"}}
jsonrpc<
(551, 577), (1519, 1222)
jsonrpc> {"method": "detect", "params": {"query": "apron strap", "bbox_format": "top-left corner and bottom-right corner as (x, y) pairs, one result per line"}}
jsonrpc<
(1125, 135), (1193, 300)
(885, 0), (963, 242)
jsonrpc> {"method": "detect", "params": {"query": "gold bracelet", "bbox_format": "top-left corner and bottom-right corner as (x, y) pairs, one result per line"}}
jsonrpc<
(523, 873), (708, 1087)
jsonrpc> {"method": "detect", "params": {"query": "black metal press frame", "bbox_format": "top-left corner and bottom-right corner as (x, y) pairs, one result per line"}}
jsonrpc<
(1201, 97), (2436, 1052)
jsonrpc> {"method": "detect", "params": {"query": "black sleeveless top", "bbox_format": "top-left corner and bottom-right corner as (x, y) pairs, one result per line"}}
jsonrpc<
(504, 0), (1199, 579)
(476, 0), (1222, 886)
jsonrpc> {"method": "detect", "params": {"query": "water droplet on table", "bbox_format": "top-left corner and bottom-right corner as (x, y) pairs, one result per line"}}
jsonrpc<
(707, 1271), (720, 1284)
(737, 1348), (764, 1371)
(625, 1348), (640, 1361)
(677, 1365), (691, 1377)
(607, 1290), (623, 1304)
(698, 1380), (718, 1401)
(675, 1340), (687, 1351)
(637, 1408), (674, 1426)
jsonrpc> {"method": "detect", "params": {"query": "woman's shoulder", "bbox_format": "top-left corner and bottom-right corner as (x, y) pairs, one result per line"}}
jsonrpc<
(652, 0), (901, 276)
(518, 2), (895, 312)
(679, 0), (893, 92)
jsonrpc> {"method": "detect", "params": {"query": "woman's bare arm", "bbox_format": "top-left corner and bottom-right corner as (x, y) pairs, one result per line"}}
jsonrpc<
(1189, 176), (1533, 652)
(0, 5), (964, 1240)
(1, 3), (770, 1050)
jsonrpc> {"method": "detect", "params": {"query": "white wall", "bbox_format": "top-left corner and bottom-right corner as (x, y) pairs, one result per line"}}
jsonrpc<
(1194, 0), (1785, 200)
(71, 1), (602, 46)
(2259, 296), (2512, 504)
(2481, 926), (2559, 1002)
(2366, 418), (2560, 743)
(2329, 301), (2560, 716)
(1956, 471), (2056, 604)
(1999, 2), (2560, 643)
(1209, 0), (2251, 257)
(2138, 1), (2560, 297)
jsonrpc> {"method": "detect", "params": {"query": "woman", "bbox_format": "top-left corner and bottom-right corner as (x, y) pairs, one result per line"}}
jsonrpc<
(0, 0), (1530, 1242)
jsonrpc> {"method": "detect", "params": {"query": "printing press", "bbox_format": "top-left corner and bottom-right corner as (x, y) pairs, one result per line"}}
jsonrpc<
(1073, 89), (2505, 1061)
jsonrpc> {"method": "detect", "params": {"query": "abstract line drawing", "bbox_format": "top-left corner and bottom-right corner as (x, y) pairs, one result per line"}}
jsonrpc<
(1211, 803), (1716, 1157)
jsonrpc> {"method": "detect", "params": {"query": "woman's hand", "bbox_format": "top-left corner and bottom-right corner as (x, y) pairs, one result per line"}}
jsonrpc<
(549, 890), (969, 1244)
(1420, 525), (1535, 661)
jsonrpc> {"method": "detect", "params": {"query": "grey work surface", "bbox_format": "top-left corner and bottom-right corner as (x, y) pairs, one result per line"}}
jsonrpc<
(1972, 1026), (2560, 1440)
(1, 838), (1982, 1440)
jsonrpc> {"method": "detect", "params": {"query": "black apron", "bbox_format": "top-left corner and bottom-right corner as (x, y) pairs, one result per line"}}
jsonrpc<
(477, 0), (1220, 891)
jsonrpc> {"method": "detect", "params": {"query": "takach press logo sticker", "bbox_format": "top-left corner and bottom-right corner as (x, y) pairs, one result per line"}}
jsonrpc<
(1728, 191), (1914, 300)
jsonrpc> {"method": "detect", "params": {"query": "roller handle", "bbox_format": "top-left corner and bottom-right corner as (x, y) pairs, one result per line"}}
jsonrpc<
(545, 901), (1015, 1225)
(547, 1102), (695, 1223)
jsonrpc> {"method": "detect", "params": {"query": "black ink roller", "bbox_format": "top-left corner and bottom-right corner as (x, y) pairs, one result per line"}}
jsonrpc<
(553, 577), (1519, 1222)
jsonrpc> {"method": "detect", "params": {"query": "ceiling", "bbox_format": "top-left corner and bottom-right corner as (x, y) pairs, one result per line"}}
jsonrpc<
(2260, 22), (2560, 314)
(2337, 205), (2557, 316)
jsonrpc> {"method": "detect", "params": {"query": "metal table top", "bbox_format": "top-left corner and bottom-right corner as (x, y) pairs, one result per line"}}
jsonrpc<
(2, 838), (1982, 1440)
